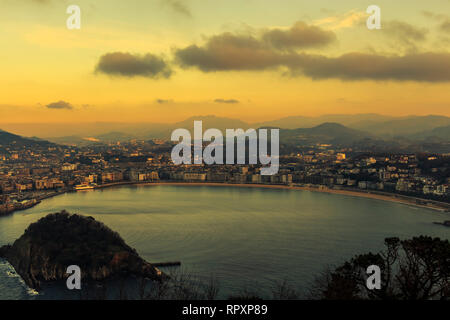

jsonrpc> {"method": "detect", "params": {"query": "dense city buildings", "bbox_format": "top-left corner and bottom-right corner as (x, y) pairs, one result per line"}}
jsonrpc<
(1, 137), (449, 215)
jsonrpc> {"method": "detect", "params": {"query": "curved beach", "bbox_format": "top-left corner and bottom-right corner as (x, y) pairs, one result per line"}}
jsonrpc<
(95, 181), (450, 213)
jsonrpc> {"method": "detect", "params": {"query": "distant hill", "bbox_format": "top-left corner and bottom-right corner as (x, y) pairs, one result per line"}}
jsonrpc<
(257, 114), (450, 137)
(137, 115), (251, 139)
(411, 125), (450, 141)
(0, 117), (250, 141)
(0, 122), (162, 138)
(0, 129), (54, 148)
(352, 115), (450, 137)
(2, 114), (450, 145)
(279, 122), (373, 145)
(256, 114), (394, 130)
(44, 116), (250, 145)
(175, 115), (249, 131)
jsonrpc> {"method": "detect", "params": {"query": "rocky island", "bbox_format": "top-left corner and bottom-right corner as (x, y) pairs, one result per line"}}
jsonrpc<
(0, 211), (163, 290)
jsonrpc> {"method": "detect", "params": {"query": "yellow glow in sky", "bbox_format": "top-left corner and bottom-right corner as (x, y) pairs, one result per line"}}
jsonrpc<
(0, 0), (449, 124)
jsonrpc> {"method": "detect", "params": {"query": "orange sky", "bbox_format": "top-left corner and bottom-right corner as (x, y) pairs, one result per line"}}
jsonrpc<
(1, 0), (449, 123)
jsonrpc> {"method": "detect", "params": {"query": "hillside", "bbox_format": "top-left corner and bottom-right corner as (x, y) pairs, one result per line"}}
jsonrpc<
(0, 129), (54, 149)
(279, 122), (373, 145)
(353, 115), (450, 137)
(411, 125), (450, 141)
(2, 114), (450, 146)
(0, 211), (162, 290)
(139, 115), (251, 139)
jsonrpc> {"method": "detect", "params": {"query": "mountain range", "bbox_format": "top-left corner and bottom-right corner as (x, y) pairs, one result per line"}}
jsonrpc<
(278, 122), (374, 145)
(0, 114), (449, 149)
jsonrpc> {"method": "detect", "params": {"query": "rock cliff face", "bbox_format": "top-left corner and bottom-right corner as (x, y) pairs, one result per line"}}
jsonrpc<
(0, 211), (162, 289)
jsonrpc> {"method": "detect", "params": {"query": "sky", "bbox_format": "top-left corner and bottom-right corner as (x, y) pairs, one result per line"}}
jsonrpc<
(0, 0), (449, 123)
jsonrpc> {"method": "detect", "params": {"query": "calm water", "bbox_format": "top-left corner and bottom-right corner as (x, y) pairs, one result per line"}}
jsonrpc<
(0, 185), (448, 299)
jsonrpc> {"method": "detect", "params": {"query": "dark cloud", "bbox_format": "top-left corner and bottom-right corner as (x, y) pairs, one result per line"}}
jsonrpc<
(175, 33), (301, 72)
(175, 22), (335, 71)
(95, 52), (172, 78)
(214, 99), (240, 104)
(297, 52), (450, 82)
(46, 101), (74, 110)
(156, 99), (173, 104)
(97, 20), (450, 83)
(162, 0), (191, 17)
(176, 34), (450, 82)
(262, 22), (336, 49)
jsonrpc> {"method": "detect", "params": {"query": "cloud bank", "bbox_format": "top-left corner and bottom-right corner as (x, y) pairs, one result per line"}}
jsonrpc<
(95, 21), (450, 82)
(296, 52), (450, 82)
(95, 52), (172, 78)
(262, 22), (336, 49)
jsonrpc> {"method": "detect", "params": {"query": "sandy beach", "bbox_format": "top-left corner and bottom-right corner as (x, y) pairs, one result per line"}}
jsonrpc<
(102, 181), (450, 213)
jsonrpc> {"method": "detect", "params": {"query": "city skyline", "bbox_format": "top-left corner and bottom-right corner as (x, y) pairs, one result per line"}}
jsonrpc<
(0, 0), (450, 124)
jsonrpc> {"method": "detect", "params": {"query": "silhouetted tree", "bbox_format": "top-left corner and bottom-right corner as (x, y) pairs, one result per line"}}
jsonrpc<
(309, 236), (450, 300)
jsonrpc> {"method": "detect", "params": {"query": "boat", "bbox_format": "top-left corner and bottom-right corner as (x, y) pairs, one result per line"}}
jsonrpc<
(74, 184), (95, 191)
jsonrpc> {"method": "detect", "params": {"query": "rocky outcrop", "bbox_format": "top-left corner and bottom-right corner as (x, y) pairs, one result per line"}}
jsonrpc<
(0, 211), (163, 290)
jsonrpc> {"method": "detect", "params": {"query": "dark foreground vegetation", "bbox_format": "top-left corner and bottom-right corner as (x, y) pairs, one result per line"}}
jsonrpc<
(309, 236), (449, 300)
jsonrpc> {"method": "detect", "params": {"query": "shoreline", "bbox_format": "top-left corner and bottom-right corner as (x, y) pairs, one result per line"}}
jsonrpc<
(2, 181), (449, 217)
(97, 181), (450, 213)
